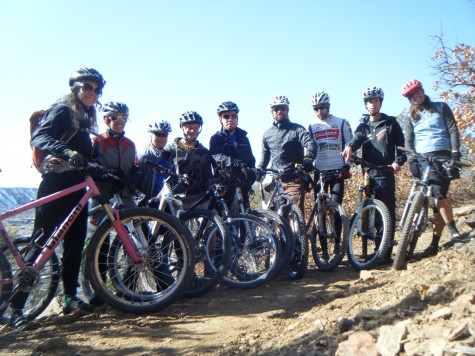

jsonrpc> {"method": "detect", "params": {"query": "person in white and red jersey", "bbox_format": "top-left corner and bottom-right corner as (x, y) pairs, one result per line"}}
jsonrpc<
(308, 91), (353, 204)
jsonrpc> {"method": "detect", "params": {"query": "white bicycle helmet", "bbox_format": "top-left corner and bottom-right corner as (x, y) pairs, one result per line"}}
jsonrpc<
(269, 95), (290, 108)
(363, 87), (384, 102)
(310, 91), (330, 107)
(102, 102), (129, 116)
(148, 120), (172, 134)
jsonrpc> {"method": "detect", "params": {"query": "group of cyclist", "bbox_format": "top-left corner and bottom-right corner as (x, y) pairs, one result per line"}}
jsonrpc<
(9, 67), (464, 331)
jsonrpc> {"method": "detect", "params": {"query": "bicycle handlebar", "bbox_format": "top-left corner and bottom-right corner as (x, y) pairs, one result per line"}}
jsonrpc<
(396, 147), (471, 168)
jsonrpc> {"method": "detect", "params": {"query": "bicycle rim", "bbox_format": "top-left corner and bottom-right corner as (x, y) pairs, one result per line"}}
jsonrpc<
(250, 209), (295, 273)
(1, 238), (60, 321)
(393, 191), (424, 270)
(347, 199), (392, 270)
(86, 208), (195, 314)
(180, 209), (230, 298)
(311, 202), (349, 272)
(222, 214), (282, 289)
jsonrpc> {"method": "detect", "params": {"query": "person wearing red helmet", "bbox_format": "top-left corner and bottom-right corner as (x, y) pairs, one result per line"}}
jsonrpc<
(402, 79), (463, 255)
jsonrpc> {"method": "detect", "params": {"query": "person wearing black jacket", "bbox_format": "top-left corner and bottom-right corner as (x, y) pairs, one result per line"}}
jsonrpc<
(342, 86), (406, 263)
(9, 68), (105, 331)
(258, 95), (317, 216)
(209, 101), (256, 210)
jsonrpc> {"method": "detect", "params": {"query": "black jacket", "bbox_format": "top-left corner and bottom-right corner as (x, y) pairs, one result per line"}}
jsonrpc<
(30, 103), (93, 187)
(258, 118), (317, 174)
(209, 127), (256, 187)
(349, 114), (406, 167)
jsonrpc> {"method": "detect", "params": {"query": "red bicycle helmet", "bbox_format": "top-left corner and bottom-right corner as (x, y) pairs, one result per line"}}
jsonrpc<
(402, 79), (423, 97)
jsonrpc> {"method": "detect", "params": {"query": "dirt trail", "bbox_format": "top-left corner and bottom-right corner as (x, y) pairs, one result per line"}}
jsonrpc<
(1, 205), (474, 355)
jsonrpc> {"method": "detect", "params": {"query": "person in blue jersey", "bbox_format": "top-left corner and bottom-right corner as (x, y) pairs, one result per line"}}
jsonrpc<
(402, 79), (463, 256)
(137, 119), (172, 200)
(209, 101), (256, 210)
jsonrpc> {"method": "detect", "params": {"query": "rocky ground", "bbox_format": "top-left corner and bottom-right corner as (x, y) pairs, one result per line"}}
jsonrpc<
(0, 204), (474, 356)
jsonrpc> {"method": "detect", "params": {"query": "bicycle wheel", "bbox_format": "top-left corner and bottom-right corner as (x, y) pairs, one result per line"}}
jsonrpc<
(347, 199), (392, 270)
(311, 202), (349, 272)
(0, 238), (60, 321)
(79, 237), (94, 302)
(86, 208), (195, 315)
(0, 250), (13, 318)
(180, 209), (230, 298)
(250, 209), (295, 273)
(222, 213), (282, 289)
(393, 191), (425, 270)
(282, 205), (308, 280)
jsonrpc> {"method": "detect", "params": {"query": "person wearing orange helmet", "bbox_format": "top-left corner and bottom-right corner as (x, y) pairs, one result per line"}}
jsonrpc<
(402, 79), (463, 255)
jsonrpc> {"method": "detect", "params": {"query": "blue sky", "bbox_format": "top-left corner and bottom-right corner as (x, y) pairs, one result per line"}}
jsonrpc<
(1, 0), (474, 188)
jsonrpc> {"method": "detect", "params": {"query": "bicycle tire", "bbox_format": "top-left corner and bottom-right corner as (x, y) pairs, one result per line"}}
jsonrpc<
(310, 202), (349, 272)
(0, 238), (60, 321)
(79, 238), (94, 302)
(347, 199), (392, 270)
(283, 205), (309, 280)
(85, 208), (195, 315)
(0, 250), (13, 318)
(250, 209), (295, 273)
(179, 209), (230, 298)
(221, 213), (282, 289)
(393, 191), (424, 270)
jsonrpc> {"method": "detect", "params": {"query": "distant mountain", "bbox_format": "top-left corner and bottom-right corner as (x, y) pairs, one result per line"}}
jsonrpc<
(0, 188), (37, 211)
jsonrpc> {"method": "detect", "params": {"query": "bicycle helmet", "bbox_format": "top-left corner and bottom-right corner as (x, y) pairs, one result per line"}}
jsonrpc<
(362, 86), (384, 102)
(69, 67), (106, 89)
(179, 111), (203, 127)
(402, 79), (423, 97)
(102, 102), (129, 116)
(269, 95), (290, 108)
(148, 119), (172, 134)
(217, 101), (240, 115)
(310, 91), (330, 107)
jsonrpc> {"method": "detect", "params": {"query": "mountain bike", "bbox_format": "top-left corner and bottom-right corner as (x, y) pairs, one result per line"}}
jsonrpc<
(393, 148), (470, 270)
(142, 160), (230, 298)
(185, 167), (282, 289)
(346, 156), (393, 270)
(257, 168), (308, 280)
(0, 161), (195, 320)
(305, 169), (349, 272)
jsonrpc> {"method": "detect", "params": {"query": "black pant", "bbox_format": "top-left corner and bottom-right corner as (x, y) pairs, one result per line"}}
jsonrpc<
(10, 177), (88, 309)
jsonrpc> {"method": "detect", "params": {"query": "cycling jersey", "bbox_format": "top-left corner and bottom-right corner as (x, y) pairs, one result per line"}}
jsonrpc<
(308, 115), (353, 171)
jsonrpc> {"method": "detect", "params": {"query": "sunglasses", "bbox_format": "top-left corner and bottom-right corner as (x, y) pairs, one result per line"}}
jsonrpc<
(109, 115), (128, 122)
(81, 82), (102, 96)
(313, 105), (327, 111)
(153, 132), (168, 137)
(272, 106), (288, 112)
(222, 114), (238, 120)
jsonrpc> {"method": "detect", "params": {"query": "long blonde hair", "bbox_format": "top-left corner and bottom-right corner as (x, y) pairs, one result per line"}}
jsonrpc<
(55, 83), (100, 132)
(408, 95), (437, 121)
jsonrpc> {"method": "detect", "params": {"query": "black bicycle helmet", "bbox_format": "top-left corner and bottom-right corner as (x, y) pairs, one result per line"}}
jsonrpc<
(102, 102), (129, 116)
(148, 119), (172, 134)
(217, 101), (240, 115)
(69, 67), (106, 89)
(179, 111), (203, 127)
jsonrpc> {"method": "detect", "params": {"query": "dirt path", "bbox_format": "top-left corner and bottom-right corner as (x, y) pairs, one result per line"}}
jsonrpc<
(1, 205), (474, 355)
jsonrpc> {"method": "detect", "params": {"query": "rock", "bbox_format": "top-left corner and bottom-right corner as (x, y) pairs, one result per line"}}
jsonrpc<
(423, 284), (446, 305)
(377, 320), (410, 356)
(337, 317), (354, 333)
(335, 331), (378, 356)
(395, 288), (425, 311)
(447, 320), (470, 341)
(429, 306), (452, 321)
(34, 337), (68, 352)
